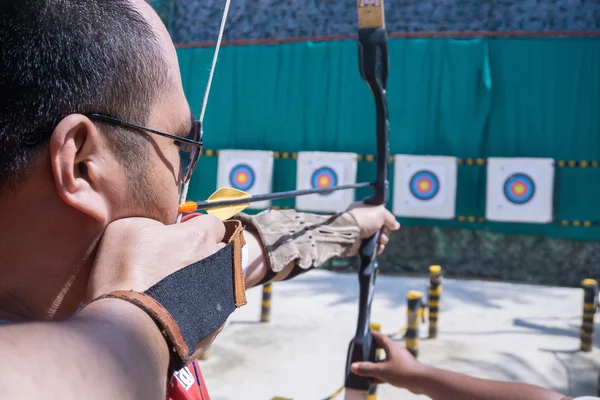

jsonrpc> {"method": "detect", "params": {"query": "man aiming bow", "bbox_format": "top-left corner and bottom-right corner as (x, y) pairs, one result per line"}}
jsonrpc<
(0, 1), (399, 399)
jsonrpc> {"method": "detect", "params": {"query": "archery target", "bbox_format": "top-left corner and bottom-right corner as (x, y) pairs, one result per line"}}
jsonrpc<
(503, 173), (535, 204)
(229, 164), (256, 191)
(217, 150), (274, 210)
(393, 155), (457, 219)
(409, 170), (440, 201)
(311, 167), (338, 194)
(486, 157), (554, 223)
(296, 152), (357, 213)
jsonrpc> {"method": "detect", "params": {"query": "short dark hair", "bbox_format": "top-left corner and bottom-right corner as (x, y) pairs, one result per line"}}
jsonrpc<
(0, 0), (169, 194)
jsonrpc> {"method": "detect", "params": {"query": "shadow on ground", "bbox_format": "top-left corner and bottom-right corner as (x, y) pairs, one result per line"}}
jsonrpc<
(276, 271), (576, 312)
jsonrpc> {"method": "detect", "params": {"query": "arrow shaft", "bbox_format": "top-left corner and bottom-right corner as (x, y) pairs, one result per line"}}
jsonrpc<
(193, 182), (373, 210)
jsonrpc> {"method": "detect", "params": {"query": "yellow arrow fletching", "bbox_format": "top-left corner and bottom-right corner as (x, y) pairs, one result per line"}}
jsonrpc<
(177, 188), (252, 219)
(205, 187), (252, 220)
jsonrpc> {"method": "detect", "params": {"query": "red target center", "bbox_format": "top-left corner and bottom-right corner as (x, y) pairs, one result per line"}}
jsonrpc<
(317, 175), (332, 187)
(416, 177), (433, 193)
(234, 172), (249, 184)
(417, 178), (432, 192)
(511, 182), (526, 196)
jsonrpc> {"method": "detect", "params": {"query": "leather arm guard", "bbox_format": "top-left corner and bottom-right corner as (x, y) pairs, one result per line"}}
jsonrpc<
(85, 220), (247, 372)
(237, 209), (361, 285)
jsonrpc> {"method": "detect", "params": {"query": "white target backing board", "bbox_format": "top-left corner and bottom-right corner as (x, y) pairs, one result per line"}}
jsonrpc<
(486, 157), (555, 223)
(393, 155), (458, 219)
(217, 150), (274, 210)
(295, 152), (357, 213)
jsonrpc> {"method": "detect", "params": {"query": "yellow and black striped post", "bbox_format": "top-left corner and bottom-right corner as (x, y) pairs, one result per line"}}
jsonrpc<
(260, 283), (272, 323)
(428, 265), (443, 339)
(406, 291), (424, 358)
(367, 322), (382, 400)
(198, 349), (209, 360)
(580, 279), (598, 352)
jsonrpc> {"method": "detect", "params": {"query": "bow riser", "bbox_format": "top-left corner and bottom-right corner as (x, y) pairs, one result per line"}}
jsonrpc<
(358, 28), (390, 206)
(344, 0), (390, 394)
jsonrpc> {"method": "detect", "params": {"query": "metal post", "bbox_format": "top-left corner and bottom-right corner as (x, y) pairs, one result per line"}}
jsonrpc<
(260, 283), (272, 323)
(597, 368), (600, 397)
(580, 279), (598, 352)
(198, 350), (209, 361)
(406, 290), (423, 358)
(428, 265), (442, 339)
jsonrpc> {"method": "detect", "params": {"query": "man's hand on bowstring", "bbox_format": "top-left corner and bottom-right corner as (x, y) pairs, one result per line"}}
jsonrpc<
(87, 214), (228, 355)
(88, 215), (226, 298)
(347, 203), (401, 255)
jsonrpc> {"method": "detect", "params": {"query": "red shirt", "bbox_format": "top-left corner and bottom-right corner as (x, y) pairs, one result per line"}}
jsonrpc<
(167, 361), (210, 400)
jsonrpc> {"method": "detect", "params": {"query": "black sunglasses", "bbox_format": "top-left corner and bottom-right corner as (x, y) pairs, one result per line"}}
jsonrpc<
(85, 113), (203, 184)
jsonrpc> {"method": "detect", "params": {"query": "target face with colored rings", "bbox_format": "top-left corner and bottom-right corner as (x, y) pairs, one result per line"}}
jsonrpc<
(503, 173), (535, 204)
(409, 170), (439, 201)
(311, 167), (338, 195)
(229, 164), (255, 191)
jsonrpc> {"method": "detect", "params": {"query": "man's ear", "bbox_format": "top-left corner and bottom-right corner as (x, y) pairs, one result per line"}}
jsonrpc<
(49, 114), (114, 225)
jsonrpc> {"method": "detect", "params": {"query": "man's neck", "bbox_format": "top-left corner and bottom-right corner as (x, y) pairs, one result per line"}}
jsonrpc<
(0, 195), (101, 321)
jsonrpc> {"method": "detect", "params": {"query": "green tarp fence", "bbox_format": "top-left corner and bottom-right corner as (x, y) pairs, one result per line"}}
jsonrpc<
(177, 38), (600, 241)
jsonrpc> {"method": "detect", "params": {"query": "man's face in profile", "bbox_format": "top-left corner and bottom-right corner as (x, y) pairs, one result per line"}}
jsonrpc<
(107, 0), (195, 225)
(0, 0), (202, 321)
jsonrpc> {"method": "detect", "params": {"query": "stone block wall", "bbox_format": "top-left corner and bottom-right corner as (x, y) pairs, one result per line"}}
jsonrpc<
(161, 0), (599, 43)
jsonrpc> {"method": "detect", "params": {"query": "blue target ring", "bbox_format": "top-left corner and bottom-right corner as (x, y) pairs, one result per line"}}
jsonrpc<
(409, 170), (439, 201)
(229, 164), (255, 191)
(311, 167), (338, 196)
(503, 173), (535, 204)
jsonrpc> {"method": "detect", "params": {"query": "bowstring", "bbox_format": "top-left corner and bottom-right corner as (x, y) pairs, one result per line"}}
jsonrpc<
(177, 0), (232, 223)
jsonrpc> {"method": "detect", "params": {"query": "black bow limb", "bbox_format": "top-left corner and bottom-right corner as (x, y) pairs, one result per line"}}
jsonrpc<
(344, 0), (390, 393)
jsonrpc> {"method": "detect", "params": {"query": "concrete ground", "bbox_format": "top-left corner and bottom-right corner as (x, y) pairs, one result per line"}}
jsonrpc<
(200, 270), (600, 400)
